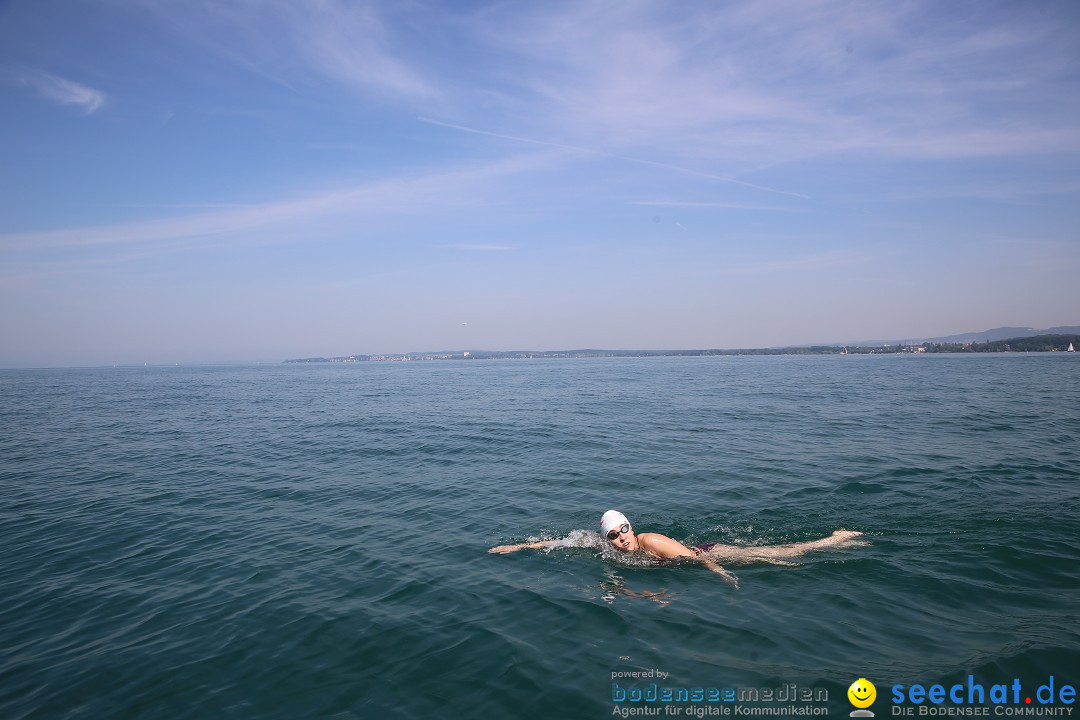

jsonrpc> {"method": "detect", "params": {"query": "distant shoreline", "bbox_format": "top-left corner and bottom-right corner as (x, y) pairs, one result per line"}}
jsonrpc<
(284, 333), (1079, 363)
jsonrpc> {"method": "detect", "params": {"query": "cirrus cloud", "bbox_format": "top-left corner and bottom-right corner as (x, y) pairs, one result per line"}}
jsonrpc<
(11, 67), (106, 114)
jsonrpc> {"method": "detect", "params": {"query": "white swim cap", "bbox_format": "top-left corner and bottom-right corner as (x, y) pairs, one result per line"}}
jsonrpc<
(600, 510), (630, 536)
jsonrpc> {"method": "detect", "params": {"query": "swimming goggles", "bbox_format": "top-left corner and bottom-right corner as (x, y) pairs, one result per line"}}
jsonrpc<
(607, 524), (630, 540)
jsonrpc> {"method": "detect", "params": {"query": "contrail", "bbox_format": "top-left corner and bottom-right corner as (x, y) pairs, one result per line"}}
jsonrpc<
(417, 117), (809, 200)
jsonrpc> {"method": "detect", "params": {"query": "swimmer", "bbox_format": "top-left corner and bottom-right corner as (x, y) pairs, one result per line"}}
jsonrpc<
(488, 510), (867, 589)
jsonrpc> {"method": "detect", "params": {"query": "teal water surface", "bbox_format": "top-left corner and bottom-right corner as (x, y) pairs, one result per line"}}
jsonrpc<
(1, 355), (1078, 719)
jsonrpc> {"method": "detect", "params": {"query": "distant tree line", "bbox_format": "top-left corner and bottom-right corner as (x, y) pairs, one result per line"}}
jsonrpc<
(282, 334), (1079, 363)
(920, 334), (1079, 353)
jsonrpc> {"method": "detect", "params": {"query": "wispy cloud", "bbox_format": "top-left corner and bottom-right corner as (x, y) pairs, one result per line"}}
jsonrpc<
(124, 1), (1080, 174)
(304, 2), (434, 99)
(143, 0), (435, 101)
(11, 68), (106, 113)
(418, 116), (809, 199)
(0, 152), (556, 254)
(116, 203), (259, 210)
(467, 0), (1080, 167)
(634, 200), (801, 212)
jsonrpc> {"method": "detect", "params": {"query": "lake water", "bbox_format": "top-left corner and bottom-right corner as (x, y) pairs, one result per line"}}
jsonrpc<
(1, 355), (1078, 719)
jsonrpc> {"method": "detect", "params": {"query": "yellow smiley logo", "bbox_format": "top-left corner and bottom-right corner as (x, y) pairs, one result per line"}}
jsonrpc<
(848, 678), (877, 709)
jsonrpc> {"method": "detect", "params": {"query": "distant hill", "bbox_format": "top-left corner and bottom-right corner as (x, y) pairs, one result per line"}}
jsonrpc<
(966, 334), (1079, 353)
(916, 326), (1080, 344)
(838, 326), (1080, 347)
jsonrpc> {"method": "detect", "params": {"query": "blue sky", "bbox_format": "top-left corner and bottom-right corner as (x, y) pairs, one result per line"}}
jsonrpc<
(1, 0), (1078, 366)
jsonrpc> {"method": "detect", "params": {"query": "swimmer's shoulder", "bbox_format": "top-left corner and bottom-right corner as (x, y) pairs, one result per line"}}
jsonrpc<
(637, 533), (696, 559)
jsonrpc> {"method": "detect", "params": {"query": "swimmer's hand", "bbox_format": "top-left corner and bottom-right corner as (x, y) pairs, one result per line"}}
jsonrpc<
(488, 539), (563, 554)
(702, 559), (740, 589)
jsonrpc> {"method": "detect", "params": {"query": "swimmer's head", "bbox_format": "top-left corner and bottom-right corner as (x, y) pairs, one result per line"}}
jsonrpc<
(600, 510), (637, 552)
(600, 510), (628, 536)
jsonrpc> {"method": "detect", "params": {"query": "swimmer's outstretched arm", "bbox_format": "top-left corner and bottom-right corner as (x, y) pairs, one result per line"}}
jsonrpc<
(488, 539), (564, 554)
